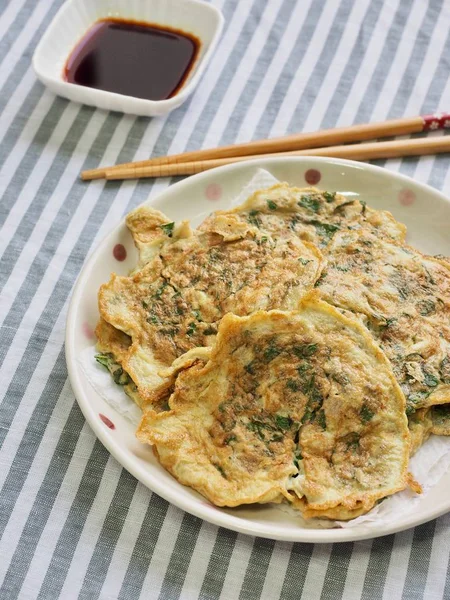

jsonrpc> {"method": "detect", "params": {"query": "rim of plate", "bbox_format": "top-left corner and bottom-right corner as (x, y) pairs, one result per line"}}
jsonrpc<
(66, 156), (450, 543)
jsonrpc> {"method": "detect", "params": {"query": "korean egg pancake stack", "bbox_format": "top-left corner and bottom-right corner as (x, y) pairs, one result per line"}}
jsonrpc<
(96, 183), (450, 520)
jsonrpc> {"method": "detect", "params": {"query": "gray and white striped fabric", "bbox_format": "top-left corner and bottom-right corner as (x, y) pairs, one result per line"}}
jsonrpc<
(1, 0), (450, 598)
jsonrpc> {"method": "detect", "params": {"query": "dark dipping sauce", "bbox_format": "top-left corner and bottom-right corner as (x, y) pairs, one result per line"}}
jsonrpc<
(64, 19), (200, 101)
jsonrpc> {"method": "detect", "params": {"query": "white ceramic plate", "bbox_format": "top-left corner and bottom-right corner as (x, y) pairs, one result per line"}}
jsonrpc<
(66, 157), (450, 542)
(33, 0), (223, 117)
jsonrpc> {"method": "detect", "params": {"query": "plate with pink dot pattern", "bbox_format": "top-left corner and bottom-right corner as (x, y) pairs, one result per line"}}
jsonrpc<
(66, 156), (450, 543)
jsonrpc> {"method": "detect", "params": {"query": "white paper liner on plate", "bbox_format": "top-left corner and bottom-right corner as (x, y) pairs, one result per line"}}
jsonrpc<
(232, 168), (279, 204)
(80, 169), (450, 529)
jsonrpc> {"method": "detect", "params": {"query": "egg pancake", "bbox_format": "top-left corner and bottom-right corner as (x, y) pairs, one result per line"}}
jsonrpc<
(199, 183), (406, 248)
(98, 212), (323, 410)
(317, 230), (450, 414)
(137, 295), (410, 519)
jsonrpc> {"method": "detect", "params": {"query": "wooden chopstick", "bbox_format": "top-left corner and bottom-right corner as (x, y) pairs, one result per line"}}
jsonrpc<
(101, 135), (450, 180)
(81, 113), (449, 181)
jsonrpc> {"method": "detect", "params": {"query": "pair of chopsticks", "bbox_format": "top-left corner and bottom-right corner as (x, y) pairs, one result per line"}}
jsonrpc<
(82, 113), (450, 181)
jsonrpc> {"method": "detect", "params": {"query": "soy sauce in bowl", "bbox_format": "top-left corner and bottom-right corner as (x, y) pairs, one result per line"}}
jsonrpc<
(64, 18), (200, 101)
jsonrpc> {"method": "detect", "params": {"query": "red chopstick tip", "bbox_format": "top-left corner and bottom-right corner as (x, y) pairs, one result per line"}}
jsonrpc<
(422, 112), (450, 131)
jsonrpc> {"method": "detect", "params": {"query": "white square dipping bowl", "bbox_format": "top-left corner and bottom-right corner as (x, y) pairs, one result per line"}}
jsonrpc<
(32, 0), (224, 117)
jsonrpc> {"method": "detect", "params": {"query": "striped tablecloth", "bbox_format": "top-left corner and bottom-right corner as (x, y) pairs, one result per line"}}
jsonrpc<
(1, 0), (450, 598)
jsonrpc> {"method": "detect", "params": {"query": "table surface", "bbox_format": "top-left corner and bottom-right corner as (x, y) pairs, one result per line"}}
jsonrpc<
(1, 0), (450, 598)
